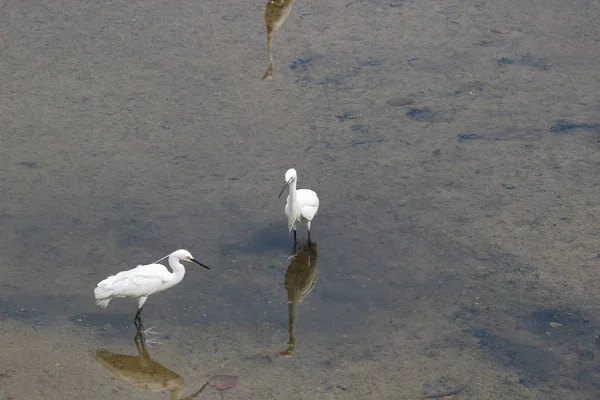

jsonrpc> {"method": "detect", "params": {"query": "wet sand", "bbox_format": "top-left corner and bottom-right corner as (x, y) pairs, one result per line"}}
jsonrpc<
(1, 0), (599, 398)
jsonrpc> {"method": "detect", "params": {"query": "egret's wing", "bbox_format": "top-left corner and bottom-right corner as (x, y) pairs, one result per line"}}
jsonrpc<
(96, 264), (170, 298)
(284, 194), (291, 217)
(297, 189), (319, 221)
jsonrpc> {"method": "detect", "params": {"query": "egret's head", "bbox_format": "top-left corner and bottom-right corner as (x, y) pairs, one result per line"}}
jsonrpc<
(284, 168), (297, 183)
(170, 249), (210, 270)
(279, 168), (297, 198)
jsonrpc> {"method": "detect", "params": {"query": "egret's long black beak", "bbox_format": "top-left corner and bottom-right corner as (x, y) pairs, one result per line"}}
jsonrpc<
(278, 178), (292, 198)
(191, 258), (210, 270)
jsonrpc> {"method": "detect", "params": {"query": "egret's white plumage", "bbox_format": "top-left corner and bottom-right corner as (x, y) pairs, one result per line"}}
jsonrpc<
(94, 249), (210, 331)
(278, 168), (319, 242)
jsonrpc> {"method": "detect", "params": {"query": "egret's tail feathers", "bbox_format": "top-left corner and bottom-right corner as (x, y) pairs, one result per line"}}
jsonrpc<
(95, 298), (111, 308)
(94, 285), (113, 308)
(288, 221), (296, 234)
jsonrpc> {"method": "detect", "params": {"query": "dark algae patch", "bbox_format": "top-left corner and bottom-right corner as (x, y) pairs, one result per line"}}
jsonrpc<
(496, 54), (552, 70)
(458, 133), (482, 142)
(289, 57), (312, 72)
(520, 54), (552, 71)
(497, 57), (514, 65)
(550, 120), (600, 133)
(406, 107), (436, 122)
(336, 111), (359, 122)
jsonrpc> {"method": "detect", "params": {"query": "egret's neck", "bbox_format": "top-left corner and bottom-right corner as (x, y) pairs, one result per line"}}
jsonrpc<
(167, 256), (186, 285)
(286, 180), (300, 232)
(288, 180), (298, 204)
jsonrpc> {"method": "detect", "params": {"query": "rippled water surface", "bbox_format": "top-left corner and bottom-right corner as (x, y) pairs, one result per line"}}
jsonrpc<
(1, 0), (600, 399)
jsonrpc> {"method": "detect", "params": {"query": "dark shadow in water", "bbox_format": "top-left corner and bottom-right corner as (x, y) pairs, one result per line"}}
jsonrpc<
(70, 312), (133, 330)
(464, 318), (600, 394)
(404, 233), (600, 396)
(0, 293), (137, 331)
(466, 328), (562, 387)
(522, 309), (595, 341)
(96, 332), (208, 399)
(1, 293), (140, 331)
(280, 240), (318, 357)
(0, 295), (78, 325)
(261, 0), (295, 80)
(222, 223), (290, 255)
(0, 297), (46, 325)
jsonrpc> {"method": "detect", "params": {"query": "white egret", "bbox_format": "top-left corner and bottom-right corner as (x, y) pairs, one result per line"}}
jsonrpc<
(94, 249), (210, 331)
(278, 168), (320, 242)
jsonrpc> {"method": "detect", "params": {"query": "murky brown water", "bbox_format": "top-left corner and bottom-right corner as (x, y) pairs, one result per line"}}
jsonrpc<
(1, 0), (600, 399)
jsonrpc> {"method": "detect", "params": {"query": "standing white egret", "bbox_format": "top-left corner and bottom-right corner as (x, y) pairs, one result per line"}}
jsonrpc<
(94, 249), (210, 331)
(278, 168), (320, 242)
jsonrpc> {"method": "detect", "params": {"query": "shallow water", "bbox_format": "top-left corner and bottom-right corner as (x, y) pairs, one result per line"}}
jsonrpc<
(1, 0), (600, 399)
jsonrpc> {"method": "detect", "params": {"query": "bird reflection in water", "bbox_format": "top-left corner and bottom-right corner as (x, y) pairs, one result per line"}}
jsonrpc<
(95, 332), (208, 400)
(262, 0), (295, 80)
(280, 240), (318, 357)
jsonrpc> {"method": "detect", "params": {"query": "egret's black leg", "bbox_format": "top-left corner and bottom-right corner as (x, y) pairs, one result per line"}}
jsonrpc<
(293, 230), (297, 243)
(307, 230), (311, 243)
(134, 307), (144, 331)
(134, 331), (145, 352)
